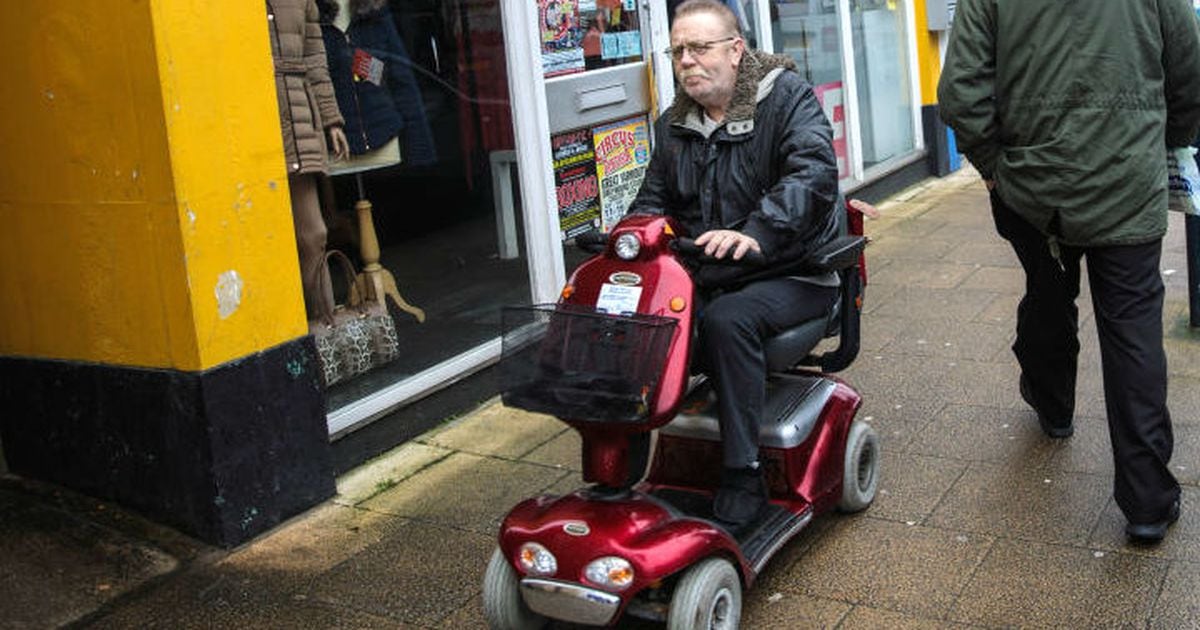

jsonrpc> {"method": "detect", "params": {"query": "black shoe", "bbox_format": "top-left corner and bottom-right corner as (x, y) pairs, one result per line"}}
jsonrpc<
(1019, 375), (1073, 438)
(713, 466), (768, 530)
(1126, 499), (1181, 544)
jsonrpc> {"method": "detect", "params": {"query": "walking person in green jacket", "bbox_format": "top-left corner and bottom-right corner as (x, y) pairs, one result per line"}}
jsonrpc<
(938, 0), (1200, 544)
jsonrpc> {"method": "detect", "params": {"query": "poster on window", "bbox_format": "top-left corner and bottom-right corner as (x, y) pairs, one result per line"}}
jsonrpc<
(814, 81), (849, 182)
(592, 116), (651, 232)
(553, 128), (602, 239)
(541, 0), (586, 77)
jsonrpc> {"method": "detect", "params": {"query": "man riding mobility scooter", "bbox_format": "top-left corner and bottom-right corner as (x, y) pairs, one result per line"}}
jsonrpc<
(483, 204), (879, 629)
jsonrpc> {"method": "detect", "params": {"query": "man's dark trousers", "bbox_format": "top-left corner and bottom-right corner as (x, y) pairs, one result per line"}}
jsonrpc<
(991, 193), (1180, 524)
(699, 277), (837, 470)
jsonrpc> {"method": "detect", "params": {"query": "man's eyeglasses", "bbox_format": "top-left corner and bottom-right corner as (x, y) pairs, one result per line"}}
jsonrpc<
(665, 36), (738, 61)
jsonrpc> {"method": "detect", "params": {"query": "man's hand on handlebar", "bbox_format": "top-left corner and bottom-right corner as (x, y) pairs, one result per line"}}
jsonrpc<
(694, 230), (761, 261)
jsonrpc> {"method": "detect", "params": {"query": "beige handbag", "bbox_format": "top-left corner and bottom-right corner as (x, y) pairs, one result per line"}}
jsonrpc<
(312, 250), (400, 387)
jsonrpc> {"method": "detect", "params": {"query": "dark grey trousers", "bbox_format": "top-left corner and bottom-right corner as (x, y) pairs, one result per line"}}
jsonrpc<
(991, 194), (1180, 523)
(699, 277), (838, 469)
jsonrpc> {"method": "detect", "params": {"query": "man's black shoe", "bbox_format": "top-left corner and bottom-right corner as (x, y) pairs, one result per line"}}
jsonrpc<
(1126, 499), (1181, 544)
(1019, 375), (1073, 438)
(713, 465), (768, 530)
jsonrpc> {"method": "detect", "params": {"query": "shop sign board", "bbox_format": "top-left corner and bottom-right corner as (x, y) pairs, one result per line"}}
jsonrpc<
(592, 115), (652, 232)
(553, 127), (602, 238)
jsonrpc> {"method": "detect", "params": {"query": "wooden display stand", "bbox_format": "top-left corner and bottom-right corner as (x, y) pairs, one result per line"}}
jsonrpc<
(349, 195), (426, 323)
(325, 136), (426, 324)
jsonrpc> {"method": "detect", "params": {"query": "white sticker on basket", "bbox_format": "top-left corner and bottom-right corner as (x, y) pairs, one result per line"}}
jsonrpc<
(595, 283), (643, 315)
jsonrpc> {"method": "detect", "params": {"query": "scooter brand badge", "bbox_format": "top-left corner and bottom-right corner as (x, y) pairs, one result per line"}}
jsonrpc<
(563, 521), (590, 536)
(608, 272), (642, 286)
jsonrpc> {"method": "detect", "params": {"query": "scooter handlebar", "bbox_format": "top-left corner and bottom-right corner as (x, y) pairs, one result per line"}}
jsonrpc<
(573, 230), (608, 254)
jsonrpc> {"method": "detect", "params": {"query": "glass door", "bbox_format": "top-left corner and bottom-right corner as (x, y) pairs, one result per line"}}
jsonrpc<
(538, 0), (664, 269)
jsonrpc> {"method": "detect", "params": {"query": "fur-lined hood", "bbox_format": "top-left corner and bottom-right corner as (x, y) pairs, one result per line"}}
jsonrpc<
(318, 0), (388, 21)
(667, 49), (797, 133)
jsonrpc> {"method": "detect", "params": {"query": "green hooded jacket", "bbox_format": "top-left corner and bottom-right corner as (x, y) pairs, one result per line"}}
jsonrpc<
(938, 0), (1200, 246)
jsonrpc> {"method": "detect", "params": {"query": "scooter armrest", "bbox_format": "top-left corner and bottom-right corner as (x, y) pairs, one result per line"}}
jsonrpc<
(796, 235), (867, 273)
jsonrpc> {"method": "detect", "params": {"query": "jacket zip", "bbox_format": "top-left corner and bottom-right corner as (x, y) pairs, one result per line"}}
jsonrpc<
(268, 1), (303, 172)
(345, 29), (371, 152)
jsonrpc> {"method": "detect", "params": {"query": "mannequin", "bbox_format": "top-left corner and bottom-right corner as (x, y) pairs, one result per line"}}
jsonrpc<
(267, 0), (350, 322)
(317, 0), (431, 322)
(318, 0), (436, 167)
(325, 0), (402, 173)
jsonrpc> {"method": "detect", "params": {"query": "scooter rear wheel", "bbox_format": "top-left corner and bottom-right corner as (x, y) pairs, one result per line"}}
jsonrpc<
(483, 548), (546, 630)
(837, 420), (880, 512)
(666, 557), (741, 630)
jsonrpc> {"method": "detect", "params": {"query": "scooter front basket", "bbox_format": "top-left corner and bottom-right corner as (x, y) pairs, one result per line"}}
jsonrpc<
(499, 304), (678, 422)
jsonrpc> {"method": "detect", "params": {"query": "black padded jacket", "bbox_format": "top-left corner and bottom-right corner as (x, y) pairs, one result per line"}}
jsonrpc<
(628, 50), (841, 261)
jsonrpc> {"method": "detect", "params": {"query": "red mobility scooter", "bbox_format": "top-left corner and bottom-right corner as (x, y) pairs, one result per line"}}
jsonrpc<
(483, 204), (878, 629)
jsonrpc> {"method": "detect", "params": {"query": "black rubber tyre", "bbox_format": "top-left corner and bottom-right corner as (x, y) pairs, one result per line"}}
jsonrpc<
(837, 420), (880, 512)
(482, 548), (546, 630)
(666, 557), (742, 630)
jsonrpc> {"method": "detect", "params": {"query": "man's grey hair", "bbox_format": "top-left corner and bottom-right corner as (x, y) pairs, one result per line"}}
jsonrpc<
(673, 0), (742, 37)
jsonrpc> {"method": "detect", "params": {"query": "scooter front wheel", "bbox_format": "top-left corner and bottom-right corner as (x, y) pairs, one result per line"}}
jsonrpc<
(837, 420), (880, 512)
(483, 548), (546, 630)
(667, 557), (742, 630)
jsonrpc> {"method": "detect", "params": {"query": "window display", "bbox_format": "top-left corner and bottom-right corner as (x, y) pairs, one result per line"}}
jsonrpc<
(309, 0), (530, 414)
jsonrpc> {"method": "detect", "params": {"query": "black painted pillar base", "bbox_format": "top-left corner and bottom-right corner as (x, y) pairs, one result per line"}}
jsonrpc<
(922, 104), (961, 177)
(0, 336), (334, 547)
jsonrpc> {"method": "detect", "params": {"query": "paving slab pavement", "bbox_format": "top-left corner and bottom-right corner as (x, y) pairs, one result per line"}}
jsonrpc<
(4, 166), (1200, 629)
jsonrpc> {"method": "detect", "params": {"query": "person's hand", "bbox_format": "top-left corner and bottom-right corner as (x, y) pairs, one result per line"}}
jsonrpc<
(847, 198), (880, 219)
(694, 229), (761, 260)
(328, 126), (350, 161)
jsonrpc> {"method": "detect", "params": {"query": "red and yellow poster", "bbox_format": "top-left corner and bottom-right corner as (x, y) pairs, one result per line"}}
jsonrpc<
(592, 115), (651, 232)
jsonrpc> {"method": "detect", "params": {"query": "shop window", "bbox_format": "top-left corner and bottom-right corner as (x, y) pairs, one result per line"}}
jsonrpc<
(772, 0), (850, 182)
(849, 0), (915, 169)
(301, 0), (528, 413)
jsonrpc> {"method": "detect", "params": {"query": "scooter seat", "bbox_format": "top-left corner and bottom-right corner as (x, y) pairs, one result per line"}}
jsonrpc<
(763, 305), (837, 373)
(663, 374), (837, 449)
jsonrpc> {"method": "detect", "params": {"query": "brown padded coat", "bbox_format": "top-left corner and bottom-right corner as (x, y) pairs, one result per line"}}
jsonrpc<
(267, 0), (344, 175)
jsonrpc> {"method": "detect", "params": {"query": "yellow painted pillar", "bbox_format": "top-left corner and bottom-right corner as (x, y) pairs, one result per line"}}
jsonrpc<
(912, 0), (942, 107)
(0, 0), (333, 546)
(0, 0), (307, 369)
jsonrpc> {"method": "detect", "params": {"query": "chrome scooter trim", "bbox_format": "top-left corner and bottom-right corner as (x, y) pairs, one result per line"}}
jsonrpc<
(520, 578), (622, 626)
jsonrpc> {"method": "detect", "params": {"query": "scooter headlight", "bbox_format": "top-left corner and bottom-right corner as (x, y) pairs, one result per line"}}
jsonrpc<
(614, 233), (642, 260)
(584, 556), (635, 590)
(517, 542), (557, 576)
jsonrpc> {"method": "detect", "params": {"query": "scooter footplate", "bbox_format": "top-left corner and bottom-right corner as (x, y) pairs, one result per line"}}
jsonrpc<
(647, 488), (812, 576)
(740, 505), (811, 574)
